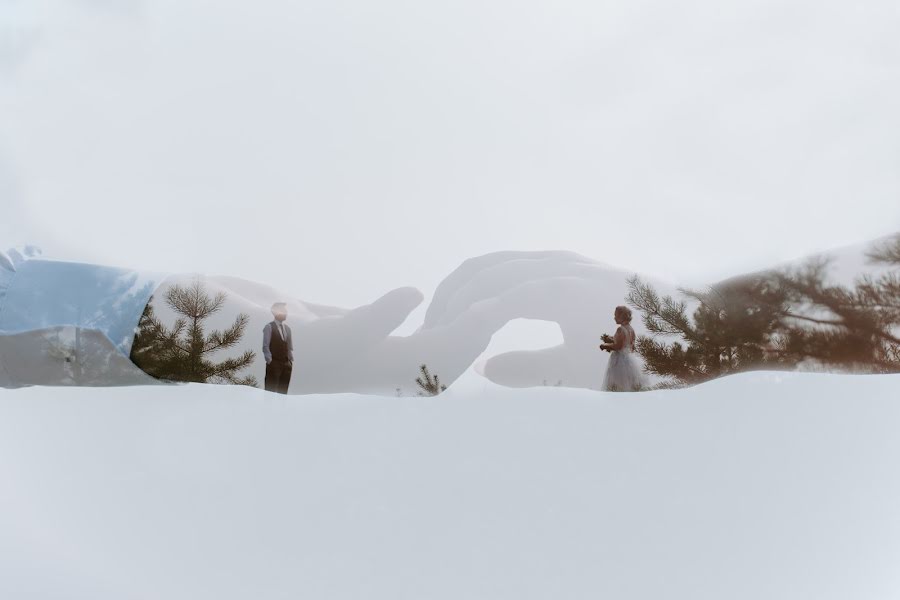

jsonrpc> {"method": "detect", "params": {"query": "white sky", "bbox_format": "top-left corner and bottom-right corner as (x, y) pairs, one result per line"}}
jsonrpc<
(2, 0), (899, 319)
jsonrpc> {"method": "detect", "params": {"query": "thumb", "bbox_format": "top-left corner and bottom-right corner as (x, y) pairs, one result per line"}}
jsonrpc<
(333, 287), (424, 348)
(480, 344), (605, 390)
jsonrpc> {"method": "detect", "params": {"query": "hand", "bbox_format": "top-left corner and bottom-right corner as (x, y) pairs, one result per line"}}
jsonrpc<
(415, 250), (679, 390)
(285, 286), (499, 394)
(206, 276), (498, 395)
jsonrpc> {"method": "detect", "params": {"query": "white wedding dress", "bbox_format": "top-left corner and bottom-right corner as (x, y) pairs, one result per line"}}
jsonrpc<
(601, 323), (645, 392)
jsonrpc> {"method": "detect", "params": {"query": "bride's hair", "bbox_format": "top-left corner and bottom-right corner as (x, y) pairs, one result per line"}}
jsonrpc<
(615, 305), (632, 323)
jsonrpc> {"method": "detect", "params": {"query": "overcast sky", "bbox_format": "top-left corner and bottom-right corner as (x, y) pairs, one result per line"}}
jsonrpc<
(2, 0), (899, 316)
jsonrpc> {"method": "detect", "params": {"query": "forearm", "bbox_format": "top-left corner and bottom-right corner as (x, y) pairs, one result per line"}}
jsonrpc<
(602, 338), (625, 351)
(262, 327), (272, 362)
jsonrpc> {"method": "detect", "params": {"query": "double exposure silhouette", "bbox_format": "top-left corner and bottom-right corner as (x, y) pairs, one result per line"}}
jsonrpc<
(1, 232), (898, 393)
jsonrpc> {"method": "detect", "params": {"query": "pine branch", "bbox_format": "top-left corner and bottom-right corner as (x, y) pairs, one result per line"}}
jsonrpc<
(865, 233), (900, 266)
(414, 363), (446, 395)
(626, 275), (698, 339)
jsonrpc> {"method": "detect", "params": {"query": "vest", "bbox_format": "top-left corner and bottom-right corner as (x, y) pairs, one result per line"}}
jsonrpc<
(269, 321), (289, 360)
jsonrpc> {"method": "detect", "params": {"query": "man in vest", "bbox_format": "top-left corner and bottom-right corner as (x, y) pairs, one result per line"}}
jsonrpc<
(262, 302), (293, 393)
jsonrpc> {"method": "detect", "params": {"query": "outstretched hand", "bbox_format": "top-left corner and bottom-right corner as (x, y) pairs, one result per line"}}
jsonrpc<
(206, 275), (500, 395)
(415, 250), (678, 389)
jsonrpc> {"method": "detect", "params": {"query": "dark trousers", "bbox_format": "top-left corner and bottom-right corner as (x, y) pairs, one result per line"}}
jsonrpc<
(265, 359), (292, 394)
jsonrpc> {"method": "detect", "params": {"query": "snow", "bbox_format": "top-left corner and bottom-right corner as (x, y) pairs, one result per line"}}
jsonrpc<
(1, 370), (899, 599)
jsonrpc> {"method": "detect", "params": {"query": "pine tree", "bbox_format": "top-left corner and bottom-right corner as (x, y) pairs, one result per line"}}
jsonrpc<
(625, 272), (792, 387)
(130, 298), (165, 376)
(862, 232), (900, 365)
(867, 233), (900, 265)
(129, 276), (258, 386)
(624, 233), (900, 387)
(415, 363), (447, 396)
(766, 240), (900, 372)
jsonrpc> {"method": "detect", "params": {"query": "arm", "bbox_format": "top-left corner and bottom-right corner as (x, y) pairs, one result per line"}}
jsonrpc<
(611, 326), (626, 351)
(262, 323), (272, 364)
(599, 333), (612, 351)
(288, 326), (294, 363)
(599, 327), (626, 351)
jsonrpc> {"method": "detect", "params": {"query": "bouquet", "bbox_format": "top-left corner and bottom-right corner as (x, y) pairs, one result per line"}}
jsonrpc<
(599, 332), (614, 352)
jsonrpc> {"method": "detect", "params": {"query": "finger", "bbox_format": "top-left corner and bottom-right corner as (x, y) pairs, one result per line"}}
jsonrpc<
(480, 345), (606, 389)
(301, 286), (424, 351)
(423, 250), (616, 329)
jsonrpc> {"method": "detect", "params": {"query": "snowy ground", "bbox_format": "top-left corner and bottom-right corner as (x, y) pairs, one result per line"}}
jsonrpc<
(1, 371), (900, 600)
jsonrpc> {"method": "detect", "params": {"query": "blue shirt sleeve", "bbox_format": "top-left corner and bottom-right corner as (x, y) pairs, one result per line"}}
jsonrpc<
(0, 259), (166, 354)
(0, 255), (171, 388)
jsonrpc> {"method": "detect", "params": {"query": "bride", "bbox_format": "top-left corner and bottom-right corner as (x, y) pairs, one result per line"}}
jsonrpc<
(599, 305), (645, 392)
